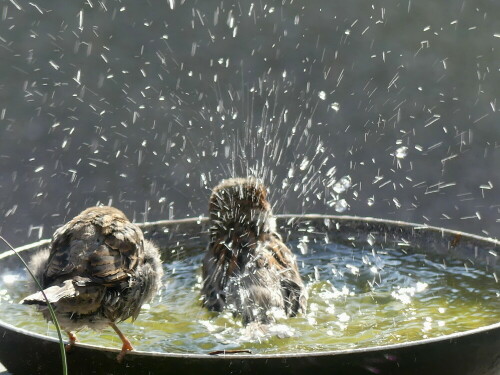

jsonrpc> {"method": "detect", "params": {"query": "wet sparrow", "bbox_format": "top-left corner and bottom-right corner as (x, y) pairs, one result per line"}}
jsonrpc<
(21, 206), (163, 362)
(202, 178), (307, 325)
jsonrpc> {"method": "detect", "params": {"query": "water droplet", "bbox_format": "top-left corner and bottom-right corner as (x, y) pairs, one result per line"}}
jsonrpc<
(49, 60), (59, 70)
(335, 199), (349, 213)
(367, 197), (375, 206)
(338, 312), (350, 322)
(227, 11), (235, 28)
(395, 146), (408, 159)
(367, 234), (375, 246)
(299, 157), (309, 171)
(298, 236), (309, 255)
(318, 91), (327, 100)
(333, 175), (351, 194)
(314, 266), (320, 281)
(330, 102), (340, 112)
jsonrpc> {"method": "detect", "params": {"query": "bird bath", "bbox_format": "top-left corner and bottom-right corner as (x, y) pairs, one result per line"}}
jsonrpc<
(0, 215), (499, 375)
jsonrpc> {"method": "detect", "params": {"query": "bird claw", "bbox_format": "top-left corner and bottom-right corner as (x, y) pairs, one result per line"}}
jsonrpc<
(116, 342), (134, 363)
(65, 332), (77, 352)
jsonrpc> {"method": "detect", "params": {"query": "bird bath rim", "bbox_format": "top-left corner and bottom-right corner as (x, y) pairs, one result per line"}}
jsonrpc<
(0, 316), (499, 360)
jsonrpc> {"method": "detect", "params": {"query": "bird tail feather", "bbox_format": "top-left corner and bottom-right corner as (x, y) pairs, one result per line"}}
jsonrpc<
(20, 280), (76, 305)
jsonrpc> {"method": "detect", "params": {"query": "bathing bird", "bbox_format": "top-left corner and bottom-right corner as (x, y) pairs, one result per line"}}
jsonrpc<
(21, 206), (163, 362)
(202, 178), (307, 325)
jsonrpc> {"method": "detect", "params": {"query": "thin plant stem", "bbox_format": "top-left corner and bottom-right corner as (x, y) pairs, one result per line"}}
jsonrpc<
(0, 236), (68, 375)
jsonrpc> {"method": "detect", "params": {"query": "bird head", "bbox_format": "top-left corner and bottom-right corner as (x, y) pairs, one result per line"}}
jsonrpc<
(209, 178), (276, 247)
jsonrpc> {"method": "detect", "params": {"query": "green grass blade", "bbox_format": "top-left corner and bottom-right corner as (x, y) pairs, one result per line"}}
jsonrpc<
(0, 236), (68, 375)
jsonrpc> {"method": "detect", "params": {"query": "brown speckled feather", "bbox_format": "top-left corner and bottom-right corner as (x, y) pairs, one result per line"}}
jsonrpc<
(44, 206), (144, 288)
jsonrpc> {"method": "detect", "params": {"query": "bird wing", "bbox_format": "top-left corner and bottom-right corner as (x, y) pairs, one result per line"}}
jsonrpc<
(265, 234), (308, 316)
(43, 212), (144, 288)
(92, 217), (144, 285)
(43, 220), (79, 284)
(201, 240), (235, 311)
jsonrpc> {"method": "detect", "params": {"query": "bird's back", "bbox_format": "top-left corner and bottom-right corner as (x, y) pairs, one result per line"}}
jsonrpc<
(43, 206), (144, 288)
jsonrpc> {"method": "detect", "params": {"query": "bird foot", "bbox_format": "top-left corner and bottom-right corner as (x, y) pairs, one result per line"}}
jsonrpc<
(110, 322), (134, 363)
(116, 341), (134, 363)
(65, 332), (78, 352)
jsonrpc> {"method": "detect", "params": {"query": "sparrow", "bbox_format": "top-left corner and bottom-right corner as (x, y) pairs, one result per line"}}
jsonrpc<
(21, 206), (163, 362)
(202, 178), (307, 325)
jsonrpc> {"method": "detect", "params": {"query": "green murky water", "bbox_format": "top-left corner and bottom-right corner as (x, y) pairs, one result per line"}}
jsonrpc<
(0, 242), (498, 354)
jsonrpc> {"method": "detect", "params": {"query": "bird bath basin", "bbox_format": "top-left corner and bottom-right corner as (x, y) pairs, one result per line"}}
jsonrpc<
(0, 215), (499, 375)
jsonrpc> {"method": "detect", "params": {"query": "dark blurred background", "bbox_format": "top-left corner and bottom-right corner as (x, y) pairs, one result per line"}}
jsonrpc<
(0, 0), (499, 247)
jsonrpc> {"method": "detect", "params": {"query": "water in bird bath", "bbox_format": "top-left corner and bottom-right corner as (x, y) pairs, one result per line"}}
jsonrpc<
(0, 237), (498, 354)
